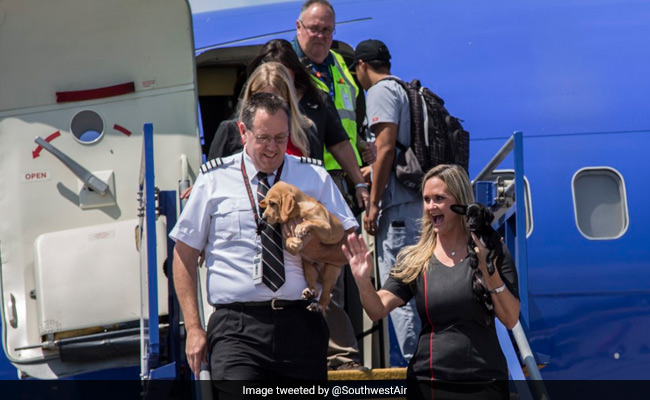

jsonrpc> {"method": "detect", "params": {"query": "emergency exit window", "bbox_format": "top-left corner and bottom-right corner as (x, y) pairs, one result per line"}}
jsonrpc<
(572, 167), (629, 240)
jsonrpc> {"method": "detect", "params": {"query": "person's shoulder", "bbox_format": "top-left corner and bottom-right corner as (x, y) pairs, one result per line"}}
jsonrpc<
(373, 77), (410, 103)
(286, 155), (330, 187)
(375, 76), (405, 91)
(500, 241), (513, 259)
(367, 78), (401, 103)
(329, 49), (345, 63)
(329, 50), (355, 71)
(199, 153), (238, 174)
(302, 90), (327, 109)
(287, 154), (324, 168)
(217, 118), (238, 131)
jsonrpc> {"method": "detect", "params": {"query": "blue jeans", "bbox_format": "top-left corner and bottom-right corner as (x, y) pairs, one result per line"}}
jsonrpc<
(376, 201), (422, 362)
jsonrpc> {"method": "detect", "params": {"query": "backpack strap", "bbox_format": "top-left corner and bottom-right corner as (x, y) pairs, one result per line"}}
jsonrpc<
(394, 141), (408, 152)
(376, 76), (418, 154)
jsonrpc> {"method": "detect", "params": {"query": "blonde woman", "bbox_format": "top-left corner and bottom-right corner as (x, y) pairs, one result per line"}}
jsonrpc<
(181, 62), (312, 200)
(206, 62), (312, 160)
(238, 62), (312, 157)
(342, 164), (520, 400)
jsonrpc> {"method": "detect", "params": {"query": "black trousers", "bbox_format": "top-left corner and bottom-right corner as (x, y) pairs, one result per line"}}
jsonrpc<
(208, 301), (329, 398)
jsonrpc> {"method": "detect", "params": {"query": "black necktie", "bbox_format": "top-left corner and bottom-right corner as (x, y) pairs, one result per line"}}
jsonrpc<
(256, 172), (285, 291)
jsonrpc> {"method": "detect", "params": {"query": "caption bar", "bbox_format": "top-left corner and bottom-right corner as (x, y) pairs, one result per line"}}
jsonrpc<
(243, 383), (407, 398)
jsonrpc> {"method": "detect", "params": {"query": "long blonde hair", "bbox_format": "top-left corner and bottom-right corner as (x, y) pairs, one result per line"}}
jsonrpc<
(391, 164), (475, 283)
(240, 62), (312, 157)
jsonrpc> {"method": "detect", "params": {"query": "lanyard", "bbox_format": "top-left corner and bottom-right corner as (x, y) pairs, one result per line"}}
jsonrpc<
(310, 64), (335, 99)
(240, 155), (284, 235)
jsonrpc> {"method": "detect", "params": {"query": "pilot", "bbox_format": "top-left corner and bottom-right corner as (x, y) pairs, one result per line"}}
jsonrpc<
(170, 93), (357, 395)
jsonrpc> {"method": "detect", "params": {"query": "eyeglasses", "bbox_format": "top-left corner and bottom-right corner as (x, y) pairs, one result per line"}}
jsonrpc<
(249, 131), (290, 145)
(298, 20), (335, 37)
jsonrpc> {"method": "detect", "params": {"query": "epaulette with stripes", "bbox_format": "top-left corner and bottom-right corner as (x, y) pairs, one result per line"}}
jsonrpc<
(200, 158), (225, 174)
(299, 156), (323, 166)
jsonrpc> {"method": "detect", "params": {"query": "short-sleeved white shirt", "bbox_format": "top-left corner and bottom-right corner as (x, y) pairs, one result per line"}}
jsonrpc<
(169, 149), (358, 305)
(366, 76), (420, 207)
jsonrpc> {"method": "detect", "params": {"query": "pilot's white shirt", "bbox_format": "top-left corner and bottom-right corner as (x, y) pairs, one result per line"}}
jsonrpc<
(169, 149), (358, 305)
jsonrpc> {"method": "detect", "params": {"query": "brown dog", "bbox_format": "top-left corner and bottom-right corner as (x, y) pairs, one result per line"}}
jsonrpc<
(259, 181), (344, 312)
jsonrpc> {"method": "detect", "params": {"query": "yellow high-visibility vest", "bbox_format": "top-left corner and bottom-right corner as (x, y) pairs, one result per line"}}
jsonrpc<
(311, 50), (362, 170)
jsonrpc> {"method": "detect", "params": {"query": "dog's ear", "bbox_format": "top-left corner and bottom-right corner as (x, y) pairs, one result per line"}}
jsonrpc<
(280, 192), (297, 223)
(482, 207), (495, 225)
(450, 204), (467, 215)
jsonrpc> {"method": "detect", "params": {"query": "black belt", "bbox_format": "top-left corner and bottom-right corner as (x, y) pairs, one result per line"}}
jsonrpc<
(214, 299), (309, 311)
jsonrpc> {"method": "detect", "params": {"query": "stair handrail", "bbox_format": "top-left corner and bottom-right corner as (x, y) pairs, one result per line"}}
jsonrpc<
(474, 132), (550, 400)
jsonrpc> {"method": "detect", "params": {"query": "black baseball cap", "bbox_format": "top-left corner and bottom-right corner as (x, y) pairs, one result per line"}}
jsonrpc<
(349, 39), (391, 70)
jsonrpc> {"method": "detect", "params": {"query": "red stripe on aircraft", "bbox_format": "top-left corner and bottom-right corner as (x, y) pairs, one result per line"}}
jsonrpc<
(56, 82), (135, 103)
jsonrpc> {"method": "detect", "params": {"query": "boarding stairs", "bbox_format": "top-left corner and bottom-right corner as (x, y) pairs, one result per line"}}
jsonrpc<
(137, 125), (549, 399)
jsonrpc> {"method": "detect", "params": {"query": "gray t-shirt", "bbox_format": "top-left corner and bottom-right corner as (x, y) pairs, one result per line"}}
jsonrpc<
(366, 76), (420, 207)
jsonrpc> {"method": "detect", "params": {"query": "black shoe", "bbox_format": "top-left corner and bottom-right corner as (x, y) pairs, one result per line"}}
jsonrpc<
(331, 361), (369, 371)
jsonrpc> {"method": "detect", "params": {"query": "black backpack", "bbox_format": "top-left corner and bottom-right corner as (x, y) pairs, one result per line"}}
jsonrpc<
(381, 77), (470, 190)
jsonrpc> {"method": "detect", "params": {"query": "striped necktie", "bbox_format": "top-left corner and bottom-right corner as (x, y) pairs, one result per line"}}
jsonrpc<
(256, 172), (285, 291)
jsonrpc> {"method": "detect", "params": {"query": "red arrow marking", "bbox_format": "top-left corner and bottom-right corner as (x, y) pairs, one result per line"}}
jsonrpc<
(32, 131), (61, 159)
(45, 131), (61, 142)
(113, 124), (132, 137)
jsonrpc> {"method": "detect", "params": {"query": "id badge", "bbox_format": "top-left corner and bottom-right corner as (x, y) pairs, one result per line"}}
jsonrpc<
(341, 89), (354, 111)
(252, 252), (262, 284)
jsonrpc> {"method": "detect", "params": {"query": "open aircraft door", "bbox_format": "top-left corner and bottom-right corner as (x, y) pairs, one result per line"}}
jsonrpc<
(0, 0), (201, 378)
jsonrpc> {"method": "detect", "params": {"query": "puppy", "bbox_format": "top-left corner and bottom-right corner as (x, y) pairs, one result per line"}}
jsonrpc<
(259, 181), (344, 312)
(451, 202), (503, 322)
(450, 203), (503, 276)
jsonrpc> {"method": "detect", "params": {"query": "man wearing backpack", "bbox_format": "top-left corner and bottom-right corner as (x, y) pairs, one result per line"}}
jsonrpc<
(351, 39), (422, 363)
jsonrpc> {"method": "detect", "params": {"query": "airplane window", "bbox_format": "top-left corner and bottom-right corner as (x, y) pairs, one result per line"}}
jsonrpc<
(572, 167), (629, 240)
(70, 109), (104, 144)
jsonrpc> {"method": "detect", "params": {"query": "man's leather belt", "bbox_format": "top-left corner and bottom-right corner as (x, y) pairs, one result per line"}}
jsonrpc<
(214, 299), (309, 311)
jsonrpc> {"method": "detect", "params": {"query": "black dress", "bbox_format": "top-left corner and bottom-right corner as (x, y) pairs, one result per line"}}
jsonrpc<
(207, 90), (348, 161)
(382, 243), (519, 400)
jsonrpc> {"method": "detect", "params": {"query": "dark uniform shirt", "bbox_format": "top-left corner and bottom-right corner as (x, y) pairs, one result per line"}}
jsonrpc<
(383, 243), (519, 381)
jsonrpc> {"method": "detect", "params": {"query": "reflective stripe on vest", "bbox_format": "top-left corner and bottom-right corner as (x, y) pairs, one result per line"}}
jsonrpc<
(313, 51), (362, 170)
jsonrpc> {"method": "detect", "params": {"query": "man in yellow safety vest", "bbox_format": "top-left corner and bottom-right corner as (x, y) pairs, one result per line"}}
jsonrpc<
(292, 0), (375, 371)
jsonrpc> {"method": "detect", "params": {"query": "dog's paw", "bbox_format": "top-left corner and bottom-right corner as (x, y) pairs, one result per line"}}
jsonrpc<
(307, 301), (322, 313)
(294, 224), (310, 239)
(285, 237), (303, 254)
(301, 287), (317, 300)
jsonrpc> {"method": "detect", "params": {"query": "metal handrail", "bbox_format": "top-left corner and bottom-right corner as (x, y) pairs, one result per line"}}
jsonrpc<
(139, 123), (161, 377)
(474, 132), (549, 399)
(472, 135), (514, 184)
(512, 322), (551, 400)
